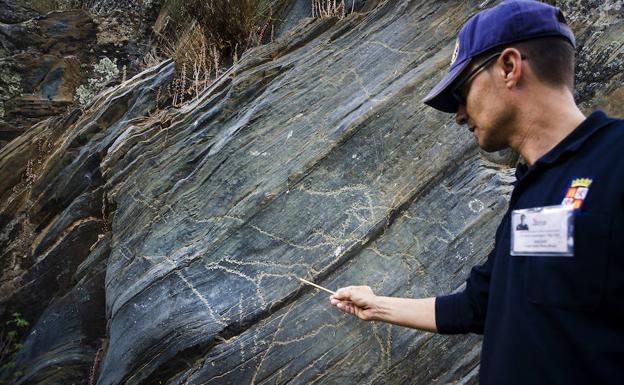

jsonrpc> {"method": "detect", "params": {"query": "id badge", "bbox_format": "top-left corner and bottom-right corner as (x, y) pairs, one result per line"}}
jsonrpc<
(510, 205), (574, 256)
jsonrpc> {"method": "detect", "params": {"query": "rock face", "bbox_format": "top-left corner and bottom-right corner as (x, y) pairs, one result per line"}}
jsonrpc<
(0, 1), (159, 148)
(0, 10), (94, 128)
(0, 1), (622, 384)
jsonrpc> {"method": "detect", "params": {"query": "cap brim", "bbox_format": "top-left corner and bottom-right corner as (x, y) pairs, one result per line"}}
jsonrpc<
(422, 59), (470, 113)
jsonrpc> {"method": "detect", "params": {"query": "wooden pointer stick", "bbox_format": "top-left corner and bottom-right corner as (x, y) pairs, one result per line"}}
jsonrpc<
(297, 277), (336, 295)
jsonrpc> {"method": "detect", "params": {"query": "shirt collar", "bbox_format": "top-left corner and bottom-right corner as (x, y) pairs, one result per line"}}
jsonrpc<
(515, 110), (613, 181)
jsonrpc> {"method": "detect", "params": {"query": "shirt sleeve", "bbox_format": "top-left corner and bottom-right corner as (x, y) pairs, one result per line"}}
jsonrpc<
(435, 251), (494, 334)
(434, 216), (506, 335)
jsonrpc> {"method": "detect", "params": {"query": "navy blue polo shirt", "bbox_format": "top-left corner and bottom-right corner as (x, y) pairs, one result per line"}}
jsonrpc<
(435, 111), (624, 385)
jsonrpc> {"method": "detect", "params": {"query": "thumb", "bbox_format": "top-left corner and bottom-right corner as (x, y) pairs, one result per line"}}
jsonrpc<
(332, 286), (353, 301)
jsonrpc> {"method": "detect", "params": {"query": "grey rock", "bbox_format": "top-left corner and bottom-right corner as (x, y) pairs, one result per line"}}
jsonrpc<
(0, 6), (158, 148)
(0, 0), (37, 24)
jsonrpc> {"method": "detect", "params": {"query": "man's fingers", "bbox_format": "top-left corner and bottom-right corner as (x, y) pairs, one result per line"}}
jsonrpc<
(332, 286), (353, 300)
(337, 301), (356, 316)
(330, 298), (353, 306)
(329, 286), (374, 321)
(333, 299), (362, 318)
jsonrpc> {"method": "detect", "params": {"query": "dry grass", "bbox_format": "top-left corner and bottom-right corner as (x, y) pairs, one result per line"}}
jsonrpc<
(312, 0), (352, 19)
(149, 0), (352, 109)
(87, 345), (104, 385)
(148, 0), (277, 108)
(158, 0), (276, 68)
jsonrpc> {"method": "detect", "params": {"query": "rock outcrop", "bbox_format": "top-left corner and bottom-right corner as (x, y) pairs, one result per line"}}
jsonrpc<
(0, 1), (622, 384)
(0, 1), (159, 148)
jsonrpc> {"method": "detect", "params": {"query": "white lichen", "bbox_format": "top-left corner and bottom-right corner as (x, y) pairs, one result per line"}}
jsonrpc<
(0, 69), (21, 118)
(75, 57), (120, 108)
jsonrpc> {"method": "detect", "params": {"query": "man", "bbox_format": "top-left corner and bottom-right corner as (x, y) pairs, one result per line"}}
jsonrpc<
(516, 214), (528, 230)
(329, 1), (624, 384)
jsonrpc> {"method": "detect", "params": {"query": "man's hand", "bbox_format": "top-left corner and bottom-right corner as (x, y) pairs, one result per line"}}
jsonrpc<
(330, 286), (379, 321)
(330, 286), (438, 332)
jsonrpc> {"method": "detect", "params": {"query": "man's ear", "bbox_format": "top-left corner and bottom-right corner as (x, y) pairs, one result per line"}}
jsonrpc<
(498, 48), (523, 88)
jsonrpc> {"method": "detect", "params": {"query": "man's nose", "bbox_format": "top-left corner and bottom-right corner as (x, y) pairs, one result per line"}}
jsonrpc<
(455, 104), (468, 126)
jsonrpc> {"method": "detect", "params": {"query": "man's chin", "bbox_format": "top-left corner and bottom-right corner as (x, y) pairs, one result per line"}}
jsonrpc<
(478, 140), (508, 153)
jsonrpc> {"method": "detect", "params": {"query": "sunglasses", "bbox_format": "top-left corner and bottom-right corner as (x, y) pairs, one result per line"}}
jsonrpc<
(451, 52), (503, 105)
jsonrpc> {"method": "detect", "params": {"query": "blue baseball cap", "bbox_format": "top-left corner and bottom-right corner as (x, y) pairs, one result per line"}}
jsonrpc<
(422, 0), (576, 113)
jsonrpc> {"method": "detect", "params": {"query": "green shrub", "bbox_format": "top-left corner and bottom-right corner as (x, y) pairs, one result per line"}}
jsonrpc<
(0, 312), (29, 383)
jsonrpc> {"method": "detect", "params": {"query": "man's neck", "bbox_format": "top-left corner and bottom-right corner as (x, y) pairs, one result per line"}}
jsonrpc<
(510, 87), (586, 165)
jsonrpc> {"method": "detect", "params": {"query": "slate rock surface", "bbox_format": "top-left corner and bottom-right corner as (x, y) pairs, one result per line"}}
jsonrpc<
(0, 1), (622, 384)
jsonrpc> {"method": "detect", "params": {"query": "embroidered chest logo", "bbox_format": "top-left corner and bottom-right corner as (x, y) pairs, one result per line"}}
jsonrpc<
(561, 178), (593, 209)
